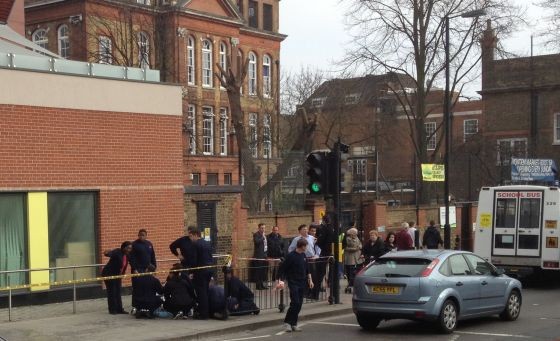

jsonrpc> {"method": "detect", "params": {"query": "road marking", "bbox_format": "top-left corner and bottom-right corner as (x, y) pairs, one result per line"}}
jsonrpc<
(455, 331), (531, 338)
(221, 335), (271, 341)
(309, 321), (360, 327)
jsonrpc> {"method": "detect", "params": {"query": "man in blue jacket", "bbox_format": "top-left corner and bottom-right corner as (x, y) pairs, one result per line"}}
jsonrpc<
(190, 226), (214, 320)
(130, 229), (157, 273)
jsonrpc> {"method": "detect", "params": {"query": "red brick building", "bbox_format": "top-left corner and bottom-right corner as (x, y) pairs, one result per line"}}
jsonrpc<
(1, 0), (184, 288)
(24, 0), (285, 254)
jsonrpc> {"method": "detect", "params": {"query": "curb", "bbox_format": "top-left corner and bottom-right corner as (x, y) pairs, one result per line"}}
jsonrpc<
(166, 305), (354, 341)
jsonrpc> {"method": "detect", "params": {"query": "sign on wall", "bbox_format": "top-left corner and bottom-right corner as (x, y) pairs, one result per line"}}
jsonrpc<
(439, 206), (457, 228)
(511, 158), (557, 182)
(421, 164), (445, 182)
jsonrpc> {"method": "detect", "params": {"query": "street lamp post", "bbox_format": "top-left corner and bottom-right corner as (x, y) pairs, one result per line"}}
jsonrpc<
(444, 9), (485, 249)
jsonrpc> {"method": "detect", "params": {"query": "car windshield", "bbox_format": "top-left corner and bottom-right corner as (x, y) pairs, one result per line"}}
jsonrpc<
(363, 257), (432, 278)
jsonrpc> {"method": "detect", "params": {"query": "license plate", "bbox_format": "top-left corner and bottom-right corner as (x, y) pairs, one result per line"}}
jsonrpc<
(371, 285), (399, 294)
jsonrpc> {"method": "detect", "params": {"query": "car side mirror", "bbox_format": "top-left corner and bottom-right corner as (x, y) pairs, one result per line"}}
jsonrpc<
(494, 268), (506, 276)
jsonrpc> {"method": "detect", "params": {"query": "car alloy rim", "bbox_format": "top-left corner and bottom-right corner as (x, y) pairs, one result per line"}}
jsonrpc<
(508, 293), (520, 317)
(444, 303), (457, 329)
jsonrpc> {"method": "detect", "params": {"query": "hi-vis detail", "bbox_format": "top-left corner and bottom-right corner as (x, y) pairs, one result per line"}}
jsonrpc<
(474, 185), (560, 277)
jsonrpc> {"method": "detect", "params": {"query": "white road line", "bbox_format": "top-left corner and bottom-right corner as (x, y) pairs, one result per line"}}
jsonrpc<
(455, 331), (531, 338)
(309, 321), (360, 327)
(221, 335), (271, 341)
(275, 331), (286, 336)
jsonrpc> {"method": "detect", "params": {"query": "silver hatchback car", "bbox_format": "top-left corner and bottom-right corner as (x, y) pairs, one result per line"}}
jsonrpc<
(352, 250), (522, 333)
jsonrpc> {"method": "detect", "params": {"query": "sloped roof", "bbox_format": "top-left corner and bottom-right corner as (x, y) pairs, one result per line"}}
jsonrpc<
(179, 0), (243, 21)
(0, 0), (15, 23)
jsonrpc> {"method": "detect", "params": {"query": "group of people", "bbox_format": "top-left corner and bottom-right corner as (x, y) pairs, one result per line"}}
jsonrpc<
(343, 220), (444, 290)
(102, 226), (259, 320)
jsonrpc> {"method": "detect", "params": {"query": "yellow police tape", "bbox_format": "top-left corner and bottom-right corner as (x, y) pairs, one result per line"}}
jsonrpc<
(0, 254), (233, 292)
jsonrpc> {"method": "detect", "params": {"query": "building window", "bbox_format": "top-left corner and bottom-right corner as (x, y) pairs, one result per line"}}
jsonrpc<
(192, 173), (201, 185)
(263, 114), (271, 158)
(248, 52), (257, 95)
(237, 0), (244, 15)
(349, 159), (367, 175)
(137, 31), (150, 69)
(98, 36), (113, 64)
(463, 119), (478, 142)
(345, 93), (359, 105)
(0, 193), (27, 287)
(311, 97), (326, 108)
(207, 173), (218, 186)
(187, 105), (196, 155)
(249, 113), (258, 158)
(219, 42), (227, 88)
(202, 107), (214, 155)
(220, 108), (228, 156)
(263, 3), (273, 31)
(425, 122), (437, 151)
(248, 0), (258, 28)
(224, 173), (232, 185)
(57, 25), (70, 58)
(136, 0), (150, 4)
(187, 36), (195, 85)
(48, 192), (96, 282)
(555, 113), (560, 144)
(202, 39), (213, 87)
(238, 50), (244, 95)
(32, 29), (48, 50)
(263, 54), (271, 97)
(497, 138), (527, 166)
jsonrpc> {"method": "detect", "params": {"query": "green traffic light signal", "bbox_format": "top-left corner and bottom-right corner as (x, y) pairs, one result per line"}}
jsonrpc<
(310, 182), (321, 193)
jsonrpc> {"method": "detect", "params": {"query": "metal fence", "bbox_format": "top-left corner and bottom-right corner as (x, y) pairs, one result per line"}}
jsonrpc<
(0, 255), (331, 322)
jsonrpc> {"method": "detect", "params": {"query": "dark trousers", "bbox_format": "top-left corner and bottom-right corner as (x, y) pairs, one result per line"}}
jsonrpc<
(284, 280), (305, 326)
(105, 279), (123, 313)
(194, 269), (212, 319)
(255, 260), (268, 287)
(310, 260), (327, 299)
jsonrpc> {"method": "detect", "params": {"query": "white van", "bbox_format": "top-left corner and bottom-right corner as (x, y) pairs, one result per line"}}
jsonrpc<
(474, 185), (560, 277)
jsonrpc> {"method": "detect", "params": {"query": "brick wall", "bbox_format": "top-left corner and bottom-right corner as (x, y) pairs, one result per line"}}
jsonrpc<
(0, 104), (184, 262)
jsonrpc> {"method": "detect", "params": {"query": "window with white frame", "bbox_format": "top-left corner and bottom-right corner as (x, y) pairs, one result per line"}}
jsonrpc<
(187, 36), (195, 85)
(32, 29), (48, 50)
(348, 159), (366, 175)
(219, 42), (227, 88)
(463, 119), (478, 142)
(136, 0), (150, 4)
(219, 108), (228, 156)
(202, 39), (213, 87)
(555, 113), (560, 144)
(497, 138), (527, 166)
(98, 36), (113, 64)
(202, 107), (214, 155)
(345, 93), (359, 105)
(248, 52), (257, 95)
(137, 31), (150, 68)
(238, 50), (244, 95)
(425, 122), (437, 151)
(311, 97), (326, 108)
(263, 54), (271, 97)
(249, 113), (258, 157)
(57, 25), (69, 58)
(263, 114), (271, 158)
(187, 105), (196, 155)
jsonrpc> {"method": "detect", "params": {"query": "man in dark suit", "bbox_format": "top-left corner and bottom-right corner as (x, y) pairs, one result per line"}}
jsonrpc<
(130, 228), (157, 273)
(189, 226), (214, 320)
(266, 225), (284, 281)
(102, 241), (132, 314)
(253, 223), (268, 289)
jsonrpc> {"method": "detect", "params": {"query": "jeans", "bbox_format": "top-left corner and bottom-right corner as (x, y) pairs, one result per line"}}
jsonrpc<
(284, 280), (305, 326)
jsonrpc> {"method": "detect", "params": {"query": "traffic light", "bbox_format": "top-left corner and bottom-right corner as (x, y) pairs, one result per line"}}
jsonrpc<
(306, 151), (329, 195)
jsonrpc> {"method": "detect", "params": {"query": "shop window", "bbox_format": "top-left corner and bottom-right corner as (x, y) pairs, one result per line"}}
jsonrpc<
(0, 194), (27, 287)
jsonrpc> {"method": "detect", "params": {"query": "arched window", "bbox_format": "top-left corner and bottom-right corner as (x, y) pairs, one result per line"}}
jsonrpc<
(248, 52), (257, 95)
(263, 54), (271, 97)
(219, 42), (227, 88)
(137, 31), (150, 69)
(57, 25), (69, 58)
(202, 39), (213, 87)
(238, 50), (244, 94)
(263, 114), (271, 158)
(187, 36), (195, 85)
(32, 29), (48, 50)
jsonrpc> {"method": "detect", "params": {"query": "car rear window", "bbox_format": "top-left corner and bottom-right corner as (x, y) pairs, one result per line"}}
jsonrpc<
(363, 257), (432, 277)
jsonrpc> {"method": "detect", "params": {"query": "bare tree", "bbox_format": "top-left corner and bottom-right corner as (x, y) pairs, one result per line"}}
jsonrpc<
(536, 0), (560, 49)
(342, 0), (523, 201)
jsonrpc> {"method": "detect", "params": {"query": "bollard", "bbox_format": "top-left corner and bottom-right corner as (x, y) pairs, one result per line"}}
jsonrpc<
(73, 269), (77, 314)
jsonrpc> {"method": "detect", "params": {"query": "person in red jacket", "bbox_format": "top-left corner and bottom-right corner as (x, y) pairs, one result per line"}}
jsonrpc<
(395, 222), (414, 251)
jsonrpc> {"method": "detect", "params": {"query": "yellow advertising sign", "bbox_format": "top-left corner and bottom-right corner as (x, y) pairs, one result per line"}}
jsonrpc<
(421, 164), (445, 182)
(479, 213), (492, 228)
(545, 220), (557, 229)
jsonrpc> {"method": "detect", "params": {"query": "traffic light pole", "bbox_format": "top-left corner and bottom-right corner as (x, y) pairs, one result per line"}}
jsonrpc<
(332, 139), (341, 304)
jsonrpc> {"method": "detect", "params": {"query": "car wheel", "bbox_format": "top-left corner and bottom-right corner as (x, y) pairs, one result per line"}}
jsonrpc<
(438, 299), (458, 334)
(500, 290), (521, 321)
(356, 313), (381, 331)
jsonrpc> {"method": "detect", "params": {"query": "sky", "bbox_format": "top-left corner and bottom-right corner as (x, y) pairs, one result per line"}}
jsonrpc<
(279, 0), (553, 89)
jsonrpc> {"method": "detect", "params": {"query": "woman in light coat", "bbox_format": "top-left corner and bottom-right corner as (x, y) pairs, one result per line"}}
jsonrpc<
(344, 228), (362, 291)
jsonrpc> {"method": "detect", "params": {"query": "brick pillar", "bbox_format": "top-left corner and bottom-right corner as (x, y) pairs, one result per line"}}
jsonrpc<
(362, 200), (387, 237)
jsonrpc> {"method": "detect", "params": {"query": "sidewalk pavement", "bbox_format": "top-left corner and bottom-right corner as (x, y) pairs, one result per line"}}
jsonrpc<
(0, 292), (353, 341)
